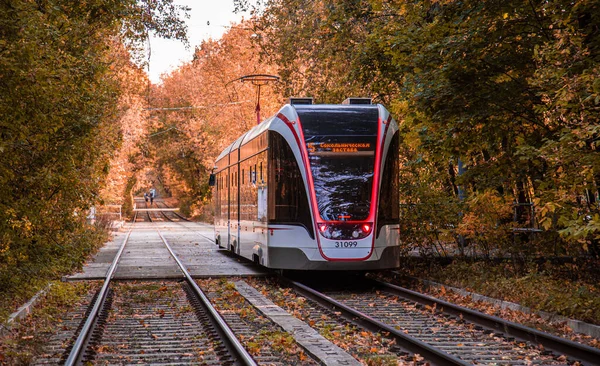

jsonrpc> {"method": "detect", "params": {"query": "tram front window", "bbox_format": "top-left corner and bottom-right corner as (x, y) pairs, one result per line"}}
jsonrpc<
(298, 106), (379, 222)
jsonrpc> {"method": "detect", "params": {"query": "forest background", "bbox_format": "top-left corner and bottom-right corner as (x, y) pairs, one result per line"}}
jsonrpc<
(1, 0), (599, 324)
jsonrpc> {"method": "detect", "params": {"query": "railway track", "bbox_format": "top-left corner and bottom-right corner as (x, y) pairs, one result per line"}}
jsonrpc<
(277, 275), (600, 365)
(155, 200), (189, 222)
(31, 199), (596, 365)
(127, 201), (600, 364)
(135, 198), (188, 223)
(62, 214), (256, 366)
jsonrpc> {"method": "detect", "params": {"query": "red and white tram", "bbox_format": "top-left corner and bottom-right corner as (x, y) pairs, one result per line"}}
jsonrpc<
(211, 98), (400, 270)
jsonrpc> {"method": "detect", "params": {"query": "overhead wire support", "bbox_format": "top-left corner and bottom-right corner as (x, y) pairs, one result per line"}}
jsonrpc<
(226, 74), (279, 124)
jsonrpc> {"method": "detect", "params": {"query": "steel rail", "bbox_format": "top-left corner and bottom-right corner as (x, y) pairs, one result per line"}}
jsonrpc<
(156, 230), (257, 366)
(372, 279), (600, 366)
(285, 279), (469, 366)
(64, 213), (136, 366)
(146, 200), (153, 222)
(156, 200), (190, 222)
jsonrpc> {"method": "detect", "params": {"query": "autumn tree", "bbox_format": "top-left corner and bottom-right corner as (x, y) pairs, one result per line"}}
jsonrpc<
(0, 0), (188, 310)
(149, 22), (281, 218)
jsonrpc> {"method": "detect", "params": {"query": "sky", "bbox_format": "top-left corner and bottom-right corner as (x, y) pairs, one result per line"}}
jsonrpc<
(147, 0), (246, 84)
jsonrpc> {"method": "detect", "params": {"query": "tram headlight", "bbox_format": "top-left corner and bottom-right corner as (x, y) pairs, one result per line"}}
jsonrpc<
(319, 223), (373, 239)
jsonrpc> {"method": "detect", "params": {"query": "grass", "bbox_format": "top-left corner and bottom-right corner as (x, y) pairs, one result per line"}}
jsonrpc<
(0, 225), (107, 325)
(400, 258), (600, 325)
(0, 281), (98, 365)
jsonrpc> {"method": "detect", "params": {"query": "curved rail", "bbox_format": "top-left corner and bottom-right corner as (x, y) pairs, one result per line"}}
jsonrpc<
(64, 213), (136, 366)
(373, 278), (600, 366)
(156, 230), (257, 366)
(284, 279), (469, 366)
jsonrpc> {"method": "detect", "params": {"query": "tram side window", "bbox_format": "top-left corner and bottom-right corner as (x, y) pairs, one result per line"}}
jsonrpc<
(377, 132), (400, 235)
(268, 131), (314, 239)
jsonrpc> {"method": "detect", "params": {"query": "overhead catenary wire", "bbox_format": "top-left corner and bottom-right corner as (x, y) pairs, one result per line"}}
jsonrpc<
(143, 100), (252, 111)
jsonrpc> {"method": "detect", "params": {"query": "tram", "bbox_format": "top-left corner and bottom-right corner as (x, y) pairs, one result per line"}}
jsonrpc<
(210, 98), (400, 270)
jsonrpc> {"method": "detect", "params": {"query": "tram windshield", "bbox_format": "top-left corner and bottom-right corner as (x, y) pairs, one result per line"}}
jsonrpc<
(298, 106), (379, 221)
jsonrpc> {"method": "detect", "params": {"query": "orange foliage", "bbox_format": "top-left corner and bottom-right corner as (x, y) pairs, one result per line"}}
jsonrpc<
(99, 41), (149, 205)
(145, 20), (283, 215)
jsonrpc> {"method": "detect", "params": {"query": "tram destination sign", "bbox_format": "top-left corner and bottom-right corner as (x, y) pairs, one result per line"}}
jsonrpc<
(307, 142), (374, 154)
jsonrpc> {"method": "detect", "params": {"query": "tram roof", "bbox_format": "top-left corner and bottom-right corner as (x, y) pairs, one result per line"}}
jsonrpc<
(241, 115), (274, 146)
(215, 135), (245, 163)
(292, 103), (380, 112)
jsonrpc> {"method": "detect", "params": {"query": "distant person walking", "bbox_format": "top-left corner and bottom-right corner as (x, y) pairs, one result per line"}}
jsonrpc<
(144, 192), (148, 202)
(150, 190), (154, 205)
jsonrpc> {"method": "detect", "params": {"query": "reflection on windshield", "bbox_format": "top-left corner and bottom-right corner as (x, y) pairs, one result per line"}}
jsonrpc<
(298, 106), (379, 222)
(309, 151), (374, 221)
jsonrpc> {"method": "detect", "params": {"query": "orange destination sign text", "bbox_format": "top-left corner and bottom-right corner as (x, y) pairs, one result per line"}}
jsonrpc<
(307, 142), (371, 153)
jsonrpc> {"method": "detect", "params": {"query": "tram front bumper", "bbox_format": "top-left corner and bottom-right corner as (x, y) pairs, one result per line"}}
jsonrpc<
(267, 245), (401, 270)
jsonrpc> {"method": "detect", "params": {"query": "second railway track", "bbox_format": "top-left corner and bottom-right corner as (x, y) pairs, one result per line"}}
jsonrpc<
(63, 213), (256, 366)
(280, 275), (600, 365)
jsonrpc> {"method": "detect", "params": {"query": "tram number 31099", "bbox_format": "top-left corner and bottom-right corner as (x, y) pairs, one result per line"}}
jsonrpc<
(335, 241), (358, 248)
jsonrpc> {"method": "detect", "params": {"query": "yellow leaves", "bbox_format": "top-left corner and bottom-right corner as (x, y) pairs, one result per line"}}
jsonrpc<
(439, 286), (447, 296)
(96, 345), (112, 353)
(503, 13), (509, 19)
(298, 351), (308, 361)
(556, 355), (568, 362)
(8, 215), (34, 238)
(424, 303), (437, 313)
(246, 341), (261, 355)
(369, 0), (383, 12)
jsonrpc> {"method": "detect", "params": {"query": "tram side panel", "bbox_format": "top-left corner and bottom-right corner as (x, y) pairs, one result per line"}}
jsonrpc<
(238, 155), (252, 259)
(214, 170), (221, 246)
(214, 161), (229, 248)
(374, 129), (401, 268)
(238, 133), (268, 262)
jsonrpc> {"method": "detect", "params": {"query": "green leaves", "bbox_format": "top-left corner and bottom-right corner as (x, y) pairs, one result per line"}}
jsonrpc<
(250, 0), (600, 256)
(0, 0), (189, 307)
